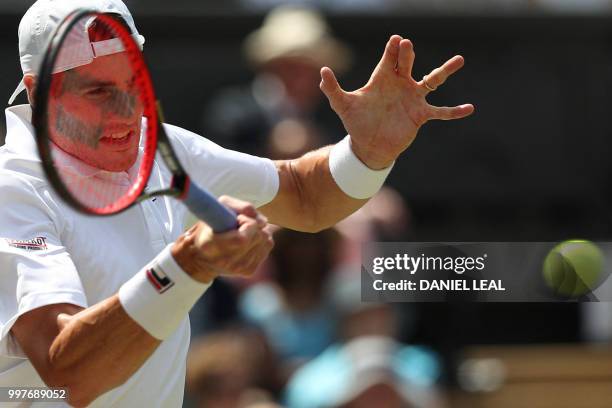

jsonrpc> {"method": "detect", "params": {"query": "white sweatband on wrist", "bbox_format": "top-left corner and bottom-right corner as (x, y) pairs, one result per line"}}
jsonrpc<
(118, 244), (212, 340)
(329, 135), (394, 199)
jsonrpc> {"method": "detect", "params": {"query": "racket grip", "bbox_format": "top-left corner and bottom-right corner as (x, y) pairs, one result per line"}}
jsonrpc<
(183, 181), (238, 232)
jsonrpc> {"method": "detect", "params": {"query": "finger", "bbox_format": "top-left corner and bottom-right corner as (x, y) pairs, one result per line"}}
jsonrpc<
(209, 215), (258, 250)
(57, 313), (73, 330)
(420, 55), (465, 92)
(218, 195), (258, 218)
(428, 104), (475, 121)
(320, 67), (349, 113)
(236, 214), (260, 241)
(235, 236), (274, 277)
(396, 39), (414, 79)
(207, 237), (266, 278)
(255, 213), (268, 228)
(193, 222), (214, 249)
(377, 35), (402, 73)
(263, 223), (278, 236)
(185, 223), (199, 237)
(222, 196), (267, 227)
(225, 225), (273, 271)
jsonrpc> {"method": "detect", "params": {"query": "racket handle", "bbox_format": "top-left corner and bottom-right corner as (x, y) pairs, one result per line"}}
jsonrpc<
(183, 181), (238, 232)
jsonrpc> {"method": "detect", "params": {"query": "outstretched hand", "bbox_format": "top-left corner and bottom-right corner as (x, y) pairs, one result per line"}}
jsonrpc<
(320, 35), (474, 170)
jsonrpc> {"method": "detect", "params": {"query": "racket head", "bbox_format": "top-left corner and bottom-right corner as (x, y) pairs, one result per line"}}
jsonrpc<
(32, 9), (159, 215)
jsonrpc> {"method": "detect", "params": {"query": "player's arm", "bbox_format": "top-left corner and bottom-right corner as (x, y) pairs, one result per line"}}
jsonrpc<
(260, 146), (366, 232)
(11, 299), (158, 407)
(261, 35), (473, 232)
(11, 197), (272, 407)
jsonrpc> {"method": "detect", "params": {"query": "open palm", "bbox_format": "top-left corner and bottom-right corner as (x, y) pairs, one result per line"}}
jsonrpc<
(320, 35), (474, 169)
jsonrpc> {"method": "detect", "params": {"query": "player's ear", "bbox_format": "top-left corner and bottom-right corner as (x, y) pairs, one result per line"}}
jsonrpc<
(23, 74), (37, 106)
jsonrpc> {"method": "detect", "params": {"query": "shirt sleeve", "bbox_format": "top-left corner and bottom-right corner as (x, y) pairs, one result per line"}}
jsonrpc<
(163, 124), (280, 208)
(0, 172), (87, 358)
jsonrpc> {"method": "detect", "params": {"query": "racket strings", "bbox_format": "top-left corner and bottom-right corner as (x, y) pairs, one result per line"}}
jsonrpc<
(53, 146), (134, 209)
(45, 13), (154, 213)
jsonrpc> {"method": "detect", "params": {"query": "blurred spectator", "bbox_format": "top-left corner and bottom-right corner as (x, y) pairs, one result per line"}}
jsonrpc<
(239, 228), (342, 367)
(285, 269), (443, 408)
(189, 277), (243, 336)
(192, 7), (352, 338)
(185, 328), (283, 408)
(202, 6), (351, 157)
(284, 336), (444, 408)
(336, 186), (413, 268)
(331, 273), (400, 341)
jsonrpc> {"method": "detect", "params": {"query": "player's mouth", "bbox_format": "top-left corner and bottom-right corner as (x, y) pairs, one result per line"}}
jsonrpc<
(99, 130), (136, 148)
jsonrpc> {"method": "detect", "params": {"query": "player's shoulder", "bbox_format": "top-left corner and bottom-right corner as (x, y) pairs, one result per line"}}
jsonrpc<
(0, 146), (48, 189)
(160, 123), (275, 173)
(0, 168), (44, 195)
(0, 168), (57, 212)
(162, 123), (219, 146)
(0, 168), (68, 233)
(161, 123), (228, 159)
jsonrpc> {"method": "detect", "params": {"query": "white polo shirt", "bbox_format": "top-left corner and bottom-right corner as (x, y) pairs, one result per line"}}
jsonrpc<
(0, 105), (279, 407)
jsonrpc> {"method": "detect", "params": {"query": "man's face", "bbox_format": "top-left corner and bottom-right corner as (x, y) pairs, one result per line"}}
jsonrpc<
(48, 51), (143, 172)
(266, 57), (322, 112)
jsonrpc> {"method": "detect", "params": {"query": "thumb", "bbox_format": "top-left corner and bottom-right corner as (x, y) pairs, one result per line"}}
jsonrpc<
(57, 313), (72, 331)
(320, 67), (348, 113)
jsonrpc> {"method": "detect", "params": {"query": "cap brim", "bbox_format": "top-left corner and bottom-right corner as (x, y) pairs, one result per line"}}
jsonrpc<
(8, 79), (26, 105)
(136, 34), (145, 49)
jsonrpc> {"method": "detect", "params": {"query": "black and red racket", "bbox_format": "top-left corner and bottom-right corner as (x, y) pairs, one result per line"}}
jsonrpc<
(32, 10), (236, 232)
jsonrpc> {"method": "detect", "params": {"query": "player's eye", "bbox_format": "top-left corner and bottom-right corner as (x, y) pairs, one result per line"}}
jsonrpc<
(85, 87), (111, 99)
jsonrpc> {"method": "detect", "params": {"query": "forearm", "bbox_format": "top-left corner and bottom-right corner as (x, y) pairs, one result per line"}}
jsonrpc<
(46, 296), (160, 406)
(261, 146), (368, 232)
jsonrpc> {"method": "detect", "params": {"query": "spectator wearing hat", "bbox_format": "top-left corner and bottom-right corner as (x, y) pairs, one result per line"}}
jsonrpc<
(202, 6), (351, 159)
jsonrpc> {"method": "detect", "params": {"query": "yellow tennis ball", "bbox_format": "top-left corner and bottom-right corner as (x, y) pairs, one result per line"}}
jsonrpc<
(543, 240), (607, 298)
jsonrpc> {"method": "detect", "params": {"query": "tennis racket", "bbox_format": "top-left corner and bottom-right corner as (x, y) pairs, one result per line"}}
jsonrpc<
(32, 9), (237, 232)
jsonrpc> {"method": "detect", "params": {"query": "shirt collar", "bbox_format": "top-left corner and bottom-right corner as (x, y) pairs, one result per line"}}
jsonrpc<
(4, 104), (39, 161)
(51, 143), (135, 186)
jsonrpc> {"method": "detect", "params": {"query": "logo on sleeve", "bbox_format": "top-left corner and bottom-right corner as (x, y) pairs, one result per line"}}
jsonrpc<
(146, 265), (175, 294)
(5, 236), (48, 251)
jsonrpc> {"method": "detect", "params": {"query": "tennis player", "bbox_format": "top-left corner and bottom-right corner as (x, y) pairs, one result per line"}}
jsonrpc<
(0, 0), (473, 406)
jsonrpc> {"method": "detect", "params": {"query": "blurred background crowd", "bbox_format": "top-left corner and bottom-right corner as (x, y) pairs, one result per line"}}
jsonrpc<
(4, 0), (612, 14)
(3, 1), (612, 407)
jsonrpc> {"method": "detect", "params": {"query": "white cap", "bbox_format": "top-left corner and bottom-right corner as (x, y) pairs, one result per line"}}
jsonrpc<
(9, 0), (145, 105)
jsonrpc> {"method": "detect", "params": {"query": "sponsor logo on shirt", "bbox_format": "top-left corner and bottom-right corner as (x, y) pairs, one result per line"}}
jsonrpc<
(146, 265), (174, 294)
(5, 236), (48, 251)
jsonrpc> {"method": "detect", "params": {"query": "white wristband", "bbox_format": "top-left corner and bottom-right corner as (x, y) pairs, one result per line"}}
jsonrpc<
(118, 244), (212, 340)
(329, 136), (394, 199)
